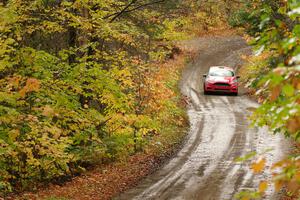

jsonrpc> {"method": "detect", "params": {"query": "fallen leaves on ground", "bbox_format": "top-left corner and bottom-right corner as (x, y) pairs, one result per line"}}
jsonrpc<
(9, 152), (167, 200)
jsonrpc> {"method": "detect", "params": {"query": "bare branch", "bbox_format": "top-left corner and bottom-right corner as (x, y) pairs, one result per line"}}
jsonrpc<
(105, 0), (166, 22)
(109, 0), (138, 22)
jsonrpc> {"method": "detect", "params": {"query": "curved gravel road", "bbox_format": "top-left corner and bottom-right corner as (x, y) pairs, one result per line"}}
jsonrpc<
(116, 36), (290, 200)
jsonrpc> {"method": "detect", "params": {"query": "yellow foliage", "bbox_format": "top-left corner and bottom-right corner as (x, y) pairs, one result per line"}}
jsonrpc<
(251, 158), (266, 174)
(274, 180), (283, 192)
(258, 181), (268, 193)
(42, 105), (55, 117)
(241, 197), (250, 200)
(9, 129), (20, 141)
(19, 78), (40, 98)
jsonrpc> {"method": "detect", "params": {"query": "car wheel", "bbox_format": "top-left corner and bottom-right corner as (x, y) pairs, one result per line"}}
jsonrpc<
(233, 92), (238, 96)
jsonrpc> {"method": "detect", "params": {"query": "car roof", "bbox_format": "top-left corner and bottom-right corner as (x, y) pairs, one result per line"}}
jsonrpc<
(209, 66), (234, 71)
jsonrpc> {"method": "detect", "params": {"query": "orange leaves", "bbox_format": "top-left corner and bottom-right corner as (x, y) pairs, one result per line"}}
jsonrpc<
(241, 197), (250, 200)
(251, 158), (266, 174)
(295, 170), (300, 182)
(274, 180), (283, 192)
(272, 159), (291, 169)
(247, 157), (300, 198)
(5, 76), (41, 98)
(238, 155), (300, 199)
(8, 75), (21, 90)
(286, 116), (300, 133)
(271, 158), (300, 196)
(137, 54), (185, 114)
(269, 85), (282, 102)
(273, 177), (300, 196)
(268, 70), (283, 102)
(287, 179), (300, 195)
(26, 114), (39, 122)
(19, 78), (40, 98)
(42, 105), (55, 117)
(268, 67), (299, 102)
(258, 181), (268, 193)
(291, 77), (300, 89)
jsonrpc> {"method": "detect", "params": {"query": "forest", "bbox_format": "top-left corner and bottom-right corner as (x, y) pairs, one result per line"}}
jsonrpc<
(0, 0), (299, 199)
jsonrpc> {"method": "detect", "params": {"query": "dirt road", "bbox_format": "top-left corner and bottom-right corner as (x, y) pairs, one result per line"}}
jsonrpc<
(116, 36), (290, 200)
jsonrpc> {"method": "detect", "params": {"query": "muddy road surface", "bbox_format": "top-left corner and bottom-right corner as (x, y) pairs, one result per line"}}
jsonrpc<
(116, 36), (290, 200)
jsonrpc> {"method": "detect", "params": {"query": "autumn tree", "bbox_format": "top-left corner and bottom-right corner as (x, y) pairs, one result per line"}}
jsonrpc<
(0, 0), (189, 194)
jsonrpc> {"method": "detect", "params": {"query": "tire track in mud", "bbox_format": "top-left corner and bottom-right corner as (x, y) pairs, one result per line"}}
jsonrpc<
(190, 100), (248, 200)
(116, 36), (290, 200)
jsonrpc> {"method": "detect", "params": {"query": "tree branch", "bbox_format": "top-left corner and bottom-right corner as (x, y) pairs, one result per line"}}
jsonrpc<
(109, 0), (138, 22)
(105, 0), (166, 22)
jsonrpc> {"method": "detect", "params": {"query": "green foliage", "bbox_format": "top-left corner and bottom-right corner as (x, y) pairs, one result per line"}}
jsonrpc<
(0, 0), (190, 195)
(232, 0), (300, 199)
(246, 0), (300, 139)
(184, 0), (242, 33)
(232, 0), (300, 138)
(235, 190), (261, 200)
(228, 10), (250, 27)
(235, 152), (257, 162)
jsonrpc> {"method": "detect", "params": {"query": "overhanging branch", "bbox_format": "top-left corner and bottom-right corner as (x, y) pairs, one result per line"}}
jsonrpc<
(104, 0), (166, 22)
(109, 0), (138, 22)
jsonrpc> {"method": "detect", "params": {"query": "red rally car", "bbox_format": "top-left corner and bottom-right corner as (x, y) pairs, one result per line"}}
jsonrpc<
(203, 66), (240, 96)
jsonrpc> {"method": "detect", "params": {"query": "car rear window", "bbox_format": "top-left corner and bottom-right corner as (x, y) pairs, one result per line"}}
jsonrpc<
(209, 69), (234, 77)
